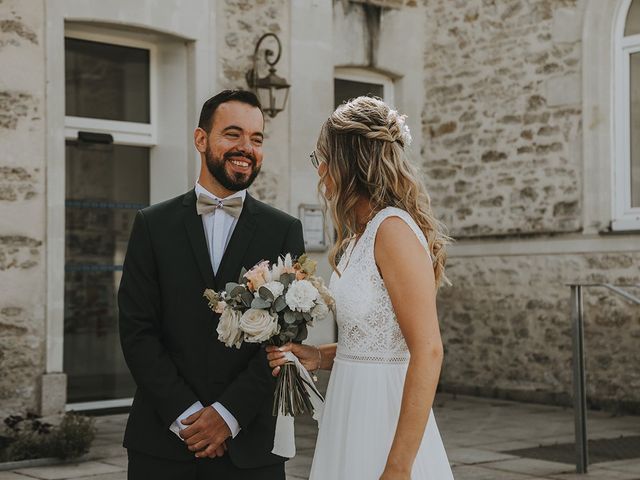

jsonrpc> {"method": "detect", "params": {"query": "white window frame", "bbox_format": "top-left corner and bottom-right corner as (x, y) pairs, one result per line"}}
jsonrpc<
(334, 67), (395, 106)
(613, 0), (640, 230)
(63, 27), (158, 411)
(64, 27), (158, 147)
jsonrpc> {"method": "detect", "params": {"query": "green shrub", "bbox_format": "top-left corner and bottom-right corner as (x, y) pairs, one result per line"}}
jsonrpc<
(0, 412), (96, 462)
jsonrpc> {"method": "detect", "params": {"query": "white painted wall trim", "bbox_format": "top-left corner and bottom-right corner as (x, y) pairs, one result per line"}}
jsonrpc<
(44, 0), (215, 388)
(290, 0), (335, 345)
(334, 67), (395, 106)
(63, 28), (159, 146)
(582, 0), (619, 234)
(613, 0), (640, 230)
(450, 234), (640, 258)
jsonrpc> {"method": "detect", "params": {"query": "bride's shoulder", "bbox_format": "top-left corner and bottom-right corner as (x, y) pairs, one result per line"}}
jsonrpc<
(370, 207), (429, 253)
(370, 207), (417, 230)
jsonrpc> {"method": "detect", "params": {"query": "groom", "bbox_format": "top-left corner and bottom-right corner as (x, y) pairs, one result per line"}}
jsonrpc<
(118, 90), (304, 479)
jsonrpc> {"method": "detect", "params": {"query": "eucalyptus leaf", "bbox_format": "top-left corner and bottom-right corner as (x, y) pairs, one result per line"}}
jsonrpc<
(284, 311), (297, 324)
(283, 326), (298, 339)
(294, 323), (308, 342)
(238, 267), (248, 283)
(258, 286), (275, 302)
(302, 312), (312, 322)
(231, 287), (248, 299)
(280, 273), (295, 288)
(274, 296), (287, 312)
(251, 297), (271, 309)
(294, 311), (305, 322)
(225, 282), (240, 295)
(240, 291), (253, 308)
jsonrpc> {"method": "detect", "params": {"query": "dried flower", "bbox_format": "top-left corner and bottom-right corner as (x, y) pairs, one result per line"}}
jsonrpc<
(310, 299), (329, 321)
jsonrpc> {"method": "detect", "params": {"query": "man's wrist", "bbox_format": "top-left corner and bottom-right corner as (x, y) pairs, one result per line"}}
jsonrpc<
(212, 402), (241, 438)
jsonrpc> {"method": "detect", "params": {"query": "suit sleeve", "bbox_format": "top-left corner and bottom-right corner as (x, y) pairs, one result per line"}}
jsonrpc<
(217, 218), (305, 427)
(118, 210), (199, 427)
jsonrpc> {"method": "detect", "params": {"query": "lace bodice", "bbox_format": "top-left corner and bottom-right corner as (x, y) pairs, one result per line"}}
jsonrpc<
(329, 207), (430, 363)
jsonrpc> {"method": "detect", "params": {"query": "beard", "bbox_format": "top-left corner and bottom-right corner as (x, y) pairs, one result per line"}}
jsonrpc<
(205, 146), (261, 192)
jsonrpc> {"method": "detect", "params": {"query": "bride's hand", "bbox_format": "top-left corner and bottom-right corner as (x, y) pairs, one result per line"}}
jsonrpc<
(265, 343), (320, 376)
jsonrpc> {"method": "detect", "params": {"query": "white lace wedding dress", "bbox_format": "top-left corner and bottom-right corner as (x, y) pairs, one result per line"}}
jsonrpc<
(309, 207), (454, 480)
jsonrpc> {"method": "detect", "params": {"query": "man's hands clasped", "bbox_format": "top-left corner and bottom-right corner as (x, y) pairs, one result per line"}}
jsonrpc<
(179, 406), (232, 459)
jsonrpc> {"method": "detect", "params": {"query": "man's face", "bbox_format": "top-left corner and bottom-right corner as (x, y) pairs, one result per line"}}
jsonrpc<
(204, 101), (264, 192)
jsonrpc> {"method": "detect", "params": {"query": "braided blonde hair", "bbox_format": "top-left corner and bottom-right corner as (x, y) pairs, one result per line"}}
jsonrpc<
(317, 96), (450, 288)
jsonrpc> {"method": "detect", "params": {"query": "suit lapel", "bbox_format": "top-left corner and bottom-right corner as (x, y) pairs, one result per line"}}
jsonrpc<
(182, 189), (217, 290)
(215, 193), (258, 287)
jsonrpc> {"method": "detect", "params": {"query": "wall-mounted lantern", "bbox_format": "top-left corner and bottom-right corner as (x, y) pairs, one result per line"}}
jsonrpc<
(246, 33), (290, 118)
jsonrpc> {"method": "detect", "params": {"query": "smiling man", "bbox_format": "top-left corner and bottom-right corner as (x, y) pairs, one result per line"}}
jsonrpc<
(118, 90), (304, 480)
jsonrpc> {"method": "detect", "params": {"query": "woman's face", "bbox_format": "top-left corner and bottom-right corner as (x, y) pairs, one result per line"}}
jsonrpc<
(314, 149), (335, 199)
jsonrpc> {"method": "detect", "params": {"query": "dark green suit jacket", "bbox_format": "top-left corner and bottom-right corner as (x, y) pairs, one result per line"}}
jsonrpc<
(118, 189), (304, 468)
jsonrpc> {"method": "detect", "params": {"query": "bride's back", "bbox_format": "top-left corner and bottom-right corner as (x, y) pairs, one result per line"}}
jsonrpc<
(330, 207), (430, 364)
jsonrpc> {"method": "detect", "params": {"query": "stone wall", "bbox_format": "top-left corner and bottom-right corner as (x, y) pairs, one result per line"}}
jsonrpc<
(423, 0), (640, 410)
(0, 0), (46, 417)
(438, 252), (640, 411)
(422, 0), (584, 237)
(216, 0), (290, 211)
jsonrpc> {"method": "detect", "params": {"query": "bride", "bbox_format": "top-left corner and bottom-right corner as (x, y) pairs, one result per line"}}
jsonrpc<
(266, 96), (454, 479)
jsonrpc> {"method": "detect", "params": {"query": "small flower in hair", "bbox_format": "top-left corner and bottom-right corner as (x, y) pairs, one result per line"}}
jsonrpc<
(388, 110), (412, 146)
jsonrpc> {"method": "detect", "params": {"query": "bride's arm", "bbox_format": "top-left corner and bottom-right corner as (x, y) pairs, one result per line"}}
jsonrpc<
(375, 217), (444, 479)
(266, 342), (337, 375)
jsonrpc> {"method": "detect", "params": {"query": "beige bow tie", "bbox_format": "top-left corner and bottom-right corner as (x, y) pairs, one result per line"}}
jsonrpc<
(196, 194), (243, 218)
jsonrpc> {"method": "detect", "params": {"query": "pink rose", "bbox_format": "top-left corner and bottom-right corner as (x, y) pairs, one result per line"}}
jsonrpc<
(244, 260), (270, 291)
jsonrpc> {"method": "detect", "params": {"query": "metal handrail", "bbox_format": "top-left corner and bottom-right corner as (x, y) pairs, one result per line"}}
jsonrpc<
(567, 283), (640, 474)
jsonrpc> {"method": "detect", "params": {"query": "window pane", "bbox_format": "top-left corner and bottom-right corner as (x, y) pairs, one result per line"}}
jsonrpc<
(334, 78), (384, 108)
(65, 37), (150, 123)
(631, 52), (640, 207)
(625, 0), (640, 36)
(64, 141), (149, 402)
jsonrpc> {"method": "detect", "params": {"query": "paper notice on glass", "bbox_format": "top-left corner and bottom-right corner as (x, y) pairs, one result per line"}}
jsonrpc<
(299, 204), (327, 251)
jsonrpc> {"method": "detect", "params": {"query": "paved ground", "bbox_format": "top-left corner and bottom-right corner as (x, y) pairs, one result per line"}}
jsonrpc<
(1, 391), (639, 479)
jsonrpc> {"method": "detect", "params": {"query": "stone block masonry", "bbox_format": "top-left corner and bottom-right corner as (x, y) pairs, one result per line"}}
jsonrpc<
(422, 0), (640, 411)
(422, 0), (584, 238)
(439, 251), (640, 412)
(0, 0), (47, 418)
(217, 0), (290, 212)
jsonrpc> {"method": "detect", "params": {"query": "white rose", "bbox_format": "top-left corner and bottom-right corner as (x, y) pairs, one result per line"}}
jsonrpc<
(217, 307), (243, 349)
(240, 308), (280, 343)
(310, 300), (329, 321)
(285, 279), (319, 312)
(261, 281), (285, 299)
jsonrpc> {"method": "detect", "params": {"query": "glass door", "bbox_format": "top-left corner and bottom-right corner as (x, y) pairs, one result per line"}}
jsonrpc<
(63, 31), (154, 406)
(64, 142), (148, 403)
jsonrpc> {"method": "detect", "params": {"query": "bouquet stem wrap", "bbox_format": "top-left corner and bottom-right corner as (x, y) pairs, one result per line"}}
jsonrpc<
(271, 351), (324, 458)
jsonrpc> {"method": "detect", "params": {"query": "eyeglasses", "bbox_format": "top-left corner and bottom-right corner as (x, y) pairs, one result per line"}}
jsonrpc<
(310, 151), (322, 169)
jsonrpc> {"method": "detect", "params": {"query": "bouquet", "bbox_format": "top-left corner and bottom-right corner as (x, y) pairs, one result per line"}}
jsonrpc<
(203, 254), (334, 418)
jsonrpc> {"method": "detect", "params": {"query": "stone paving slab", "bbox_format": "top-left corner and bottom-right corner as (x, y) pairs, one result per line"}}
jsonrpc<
(72, 474), (125, 480)
(0, 473), (37, 480)
(450, 464), (537, 479)
(601, 458), (640, 474)
(549, 468), (640, 479)
(99, 457), (127, 469)
(14, 461), (124, 480)
(480, 458), (576, 477)
(2, 393), (639, 479)
(446, 447), (519, 465)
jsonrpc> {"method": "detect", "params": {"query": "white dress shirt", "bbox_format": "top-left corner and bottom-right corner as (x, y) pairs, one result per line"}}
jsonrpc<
(169, 182), (246, 440)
